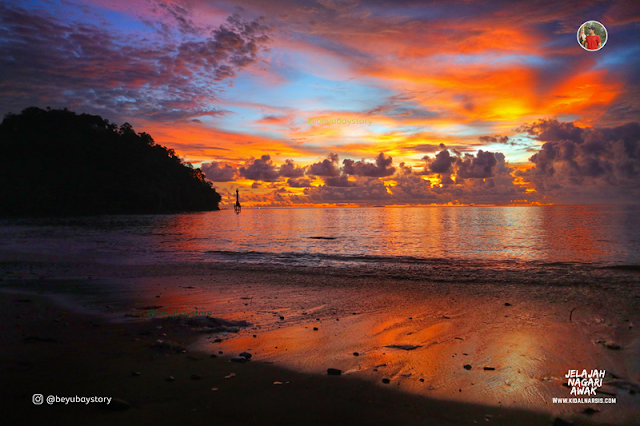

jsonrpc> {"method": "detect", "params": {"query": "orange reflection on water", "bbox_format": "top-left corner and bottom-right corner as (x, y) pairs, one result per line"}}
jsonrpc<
(134, 206), (629, 266)
(537, 206), (604, 262)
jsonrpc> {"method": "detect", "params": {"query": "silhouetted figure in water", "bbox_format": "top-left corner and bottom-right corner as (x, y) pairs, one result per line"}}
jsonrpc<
(234, 188), (241, 214)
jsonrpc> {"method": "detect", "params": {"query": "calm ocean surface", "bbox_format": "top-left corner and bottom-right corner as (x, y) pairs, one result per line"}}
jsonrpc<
(1, 206), (639, 271)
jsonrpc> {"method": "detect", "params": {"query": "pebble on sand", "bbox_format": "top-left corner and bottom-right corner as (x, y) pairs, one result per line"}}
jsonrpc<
(239, 352), (252, 359)
(603, 342), (621, 350)
(483, 367), (496, 371)
(504, 302), (512, 306)
(382, 378), (390, 384)
(327, 368), (342, 376)
(463, 364), (472, 370)
(353, 352), (359, 356)
(313, 327), (318, 331)
(385, 344), (421, 351)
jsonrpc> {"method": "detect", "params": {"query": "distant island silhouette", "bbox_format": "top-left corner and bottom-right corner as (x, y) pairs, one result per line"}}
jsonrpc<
(0, 107), (221, 216)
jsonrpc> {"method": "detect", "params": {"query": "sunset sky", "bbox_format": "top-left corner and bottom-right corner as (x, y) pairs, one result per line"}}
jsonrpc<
(1, 0), (639, 208)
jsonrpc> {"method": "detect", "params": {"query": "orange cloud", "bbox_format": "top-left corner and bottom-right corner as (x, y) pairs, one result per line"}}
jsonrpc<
(541, 70), (622, 126)
(138, 121), (313, 164)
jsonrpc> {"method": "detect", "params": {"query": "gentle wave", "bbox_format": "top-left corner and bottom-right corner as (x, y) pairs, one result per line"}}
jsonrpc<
(203, 249), (626, 272)
(2, 206), (640, 275)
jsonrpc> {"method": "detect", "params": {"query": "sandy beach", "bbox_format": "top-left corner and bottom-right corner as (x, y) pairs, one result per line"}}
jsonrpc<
(3, 0), (640, 423)
(2, 257), (639, 426)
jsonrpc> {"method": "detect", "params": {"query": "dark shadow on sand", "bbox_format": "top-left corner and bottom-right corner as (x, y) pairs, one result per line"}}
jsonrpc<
(0, 292), (621, 426)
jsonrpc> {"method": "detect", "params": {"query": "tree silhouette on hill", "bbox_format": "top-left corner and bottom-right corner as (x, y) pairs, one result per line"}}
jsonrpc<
(0, 107), (221, 216)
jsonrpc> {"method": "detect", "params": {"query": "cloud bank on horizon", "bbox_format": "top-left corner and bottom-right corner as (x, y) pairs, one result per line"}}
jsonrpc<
(1, 0), (639, 207)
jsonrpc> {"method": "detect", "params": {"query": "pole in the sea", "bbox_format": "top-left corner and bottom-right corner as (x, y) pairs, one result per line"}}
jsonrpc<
(234, 188), (241, 214)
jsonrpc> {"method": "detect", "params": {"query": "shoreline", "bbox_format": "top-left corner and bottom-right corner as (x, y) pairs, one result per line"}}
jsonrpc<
(0, 290), (622, 426)
(1, 258), (640, 425)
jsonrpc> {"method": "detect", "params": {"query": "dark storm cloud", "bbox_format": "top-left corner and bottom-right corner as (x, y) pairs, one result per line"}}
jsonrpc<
(308, 153), (341, 177)
(303, 180), (390, 203)
(518, 119), (584, 144)
(397, 162), (415, 176)
(224, 149), (534, 205)
(0, 4), (270, 121)
(517, 119), (640, 198)
(342, 153), (395, 177)
(287, 177), (313, 188)
(424, 145), (456, 174)
(422, 146), (511, 180)
(279, 159), (306, 178)
(479, 135), (515, 145)
(296, 164), (530, 205)
(323, 175), (357, 187)
(478, 135), (529, 148)
(239, 155), (281, 182)
(601, 94), (640, 125)
(201, 162), (237, 182)
(455, 150), (503, 179)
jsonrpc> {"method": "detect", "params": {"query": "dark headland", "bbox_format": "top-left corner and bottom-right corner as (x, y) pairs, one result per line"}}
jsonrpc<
(0, 107), (221, 216)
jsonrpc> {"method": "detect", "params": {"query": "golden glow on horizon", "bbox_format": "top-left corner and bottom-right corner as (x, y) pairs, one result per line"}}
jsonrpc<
(117, 12), (624, 209)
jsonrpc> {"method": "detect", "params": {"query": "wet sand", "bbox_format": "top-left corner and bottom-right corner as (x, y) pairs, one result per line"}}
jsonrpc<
(1, 261), (640, 425)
